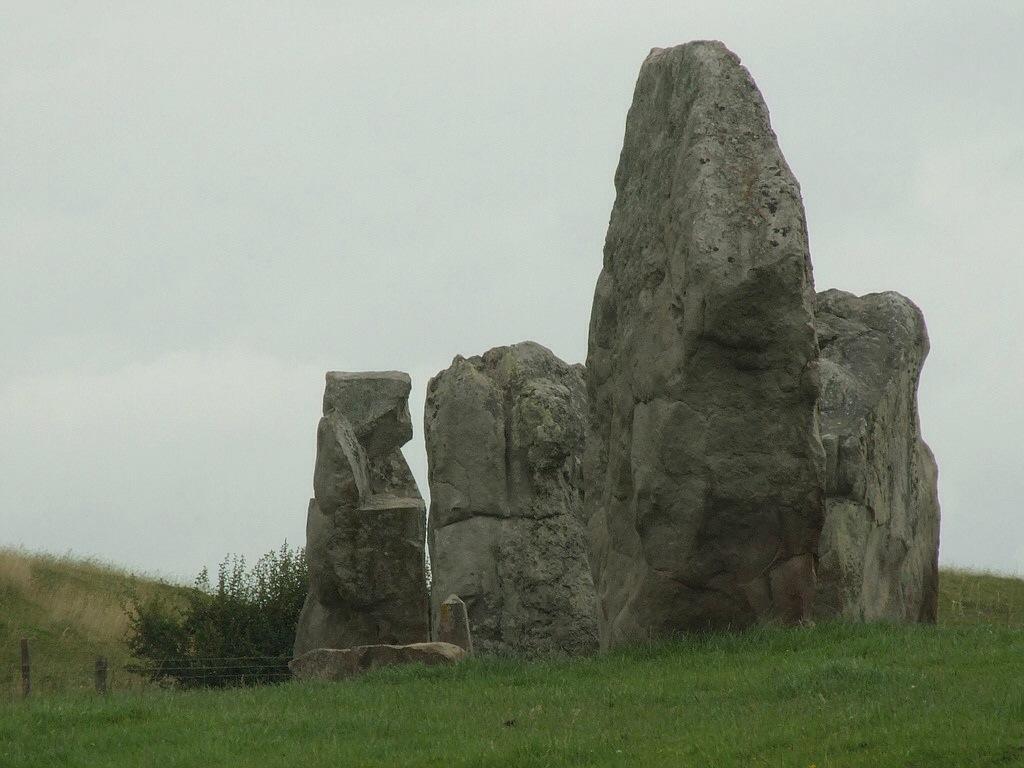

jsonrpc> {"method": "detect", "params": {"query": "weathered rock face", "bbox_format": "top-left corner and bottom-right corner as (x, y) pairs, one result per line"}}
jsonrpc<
(425, 342), (598, 655)
(813, 290), (940, 622)
(585, 41), (825, 647)
(294, 372), (430, 657)
(289, 642), (466, 681)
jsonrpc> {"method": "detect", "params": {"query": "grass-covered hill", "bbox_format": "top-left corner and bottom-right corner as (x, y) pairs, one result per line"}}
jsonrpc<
(2, 551), (1024, 767)
(0, 549), (187, 699)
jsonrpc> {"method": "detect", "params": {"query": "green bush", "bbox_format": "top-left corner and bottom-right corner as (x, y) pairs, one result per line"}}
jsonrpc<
(126, 542), (307, 688)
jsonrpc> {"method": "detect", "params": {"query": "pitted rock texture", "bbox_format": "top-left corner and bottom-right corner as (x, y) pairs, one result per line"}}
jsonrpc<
(584, 41), (825, 648)
(294, 372), (429, 657)
(813, 290), (940, 622)
(425, 342), (598, 656)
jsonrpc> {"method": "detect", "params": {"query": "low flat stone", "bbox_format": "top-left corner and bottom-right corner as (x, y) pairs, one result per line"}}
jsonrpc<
(289, 642), (467, 681)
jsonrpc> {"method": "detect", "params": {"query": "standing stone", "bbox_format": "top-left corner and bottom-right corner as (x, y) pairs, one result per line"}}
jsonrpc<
(425, 342), (598, 656)
(585, 41), (825, 648)
(813, 290), (940, 622)
(437, 594), (473, 653)
(294, 371), (430, 657)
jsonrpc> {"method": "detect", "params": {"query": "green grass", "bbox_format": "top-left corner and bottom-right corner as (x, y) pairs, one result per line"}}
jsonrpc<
(3, 556), (1024, 767)
(3, 624), (1024, 767)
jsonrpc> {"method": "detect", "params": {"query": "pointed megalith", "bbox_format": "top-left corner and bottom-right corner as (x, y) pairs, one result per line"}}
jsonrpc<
(584, 41), (825, 647)
(813, 290), (941, 622)
(425, 342), (598, 656)
(294, 371), (429, 657)
(437, 595), (473, 653)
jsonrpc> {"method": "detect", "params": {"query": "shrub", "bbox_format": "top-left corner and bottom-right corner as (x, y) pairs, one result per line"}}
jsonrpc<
(126, 542), (307, 687)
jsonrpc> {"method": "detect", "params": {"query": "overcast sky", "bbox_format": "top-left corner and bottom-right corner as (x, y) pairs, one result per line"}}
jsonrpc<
(2, 2), (1022, 581)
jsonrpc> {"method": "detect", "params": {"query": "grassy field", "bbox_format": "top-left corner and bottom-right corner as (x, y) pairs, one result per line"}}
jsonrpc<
(2, 553), (1024, 767)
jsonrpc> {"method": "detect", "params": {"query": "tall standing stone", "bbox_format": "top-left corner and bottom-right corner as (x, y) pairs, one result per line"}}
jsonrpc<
(293, 371), (429, 657)
(814, 290), (940, 622)
(585, 41), (825, 647)
(425, 342), (598, 656)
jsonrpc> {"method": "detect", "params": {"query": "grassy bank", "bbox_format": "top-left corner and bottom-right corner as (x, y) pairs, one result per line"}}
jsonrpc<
(0, 549), (186, 698)
(938, 568), (1024, 627)
(3, 622), (1024, 767)
(3, 552), (1024, 766)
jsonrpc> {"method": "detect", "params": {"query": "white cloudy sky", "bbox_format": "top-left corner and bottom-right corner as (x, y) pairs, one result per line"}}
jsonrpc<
(2, 2), (1022, 581)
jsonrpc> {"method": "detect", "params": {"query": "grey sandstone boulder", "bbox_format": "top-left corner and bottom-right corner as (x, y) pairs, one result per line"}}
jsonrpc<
(294, 371), (430, 657)
(289, 642), (466, 681)
(425, 342), (599, 656)
(585, 41), (825, 647)
(813, 290), (940, 622)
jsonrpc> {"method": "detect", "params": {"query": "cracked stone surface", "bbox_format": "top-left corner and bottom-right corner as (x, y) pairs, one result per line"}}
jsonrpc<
(813, 289), (940, 622)
(293, 371), (429, 657)
(584, 41), (825, 648)
(425, 341), (599, 656)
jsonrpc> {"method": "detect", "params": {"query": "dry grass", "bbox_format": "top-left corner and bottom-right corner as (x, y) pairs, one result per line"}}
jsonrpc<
(41, 584), (132, 642)
(0, 550), (34, 595)
(0, 548), (187, 699)
(0, 548), (172, 641)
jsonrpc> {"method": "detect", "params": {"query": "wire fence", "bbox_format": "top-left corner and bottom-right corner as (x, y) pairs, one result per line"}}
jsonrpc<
(126, 656), (293, 689)
(3, 640), (293, 704)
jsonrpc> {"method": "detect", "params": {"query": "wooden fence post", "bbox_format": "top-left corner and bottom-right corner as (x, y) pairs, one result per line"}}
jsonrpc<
(19, 638), (30, 699)
(94, 657), (108, 695)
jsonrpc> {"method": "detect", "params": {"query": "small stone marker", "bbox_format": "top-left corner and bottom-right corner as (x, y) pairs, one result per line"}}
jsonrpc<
(438, 594), (473, 653)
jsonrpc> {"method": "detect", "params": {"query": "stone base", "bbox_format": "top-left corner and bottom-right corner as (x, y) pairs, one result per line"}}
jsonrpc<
(289, 642), (467, 681)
